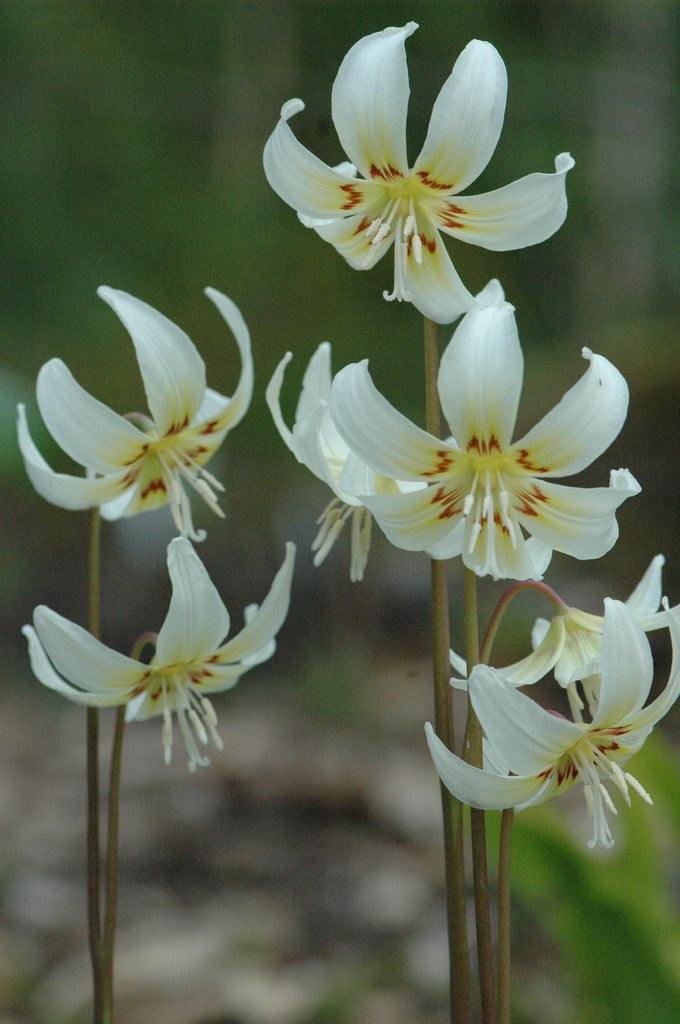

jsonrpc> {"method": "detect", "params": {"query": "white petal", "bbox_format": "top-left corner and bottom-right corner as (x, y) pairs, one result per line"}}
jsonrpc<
(263, 100), (383, 219)
(35, 360), (147, 473)
(510, 349), (629, 477)
(18, 404), (135, 510)
(461, 511), (547, 582)
(469, 665), (583, 774)
(296, 341), (332, 416)
(155, 538), (231, 666)
(438, 282), (522, 449)
(202, 289), (254, 433)
(503, 615), (566, 686)
(400, 223), (474, 323)
(331, 23), (416, 180)
(23, 625), (127, 707)
(30, 606), (142, 696)
(331, 360), (460, 481)
(512, 472), (640, 560)
(434, 153), (574, 250)
(215, 543), (295, 666)
(414, 40), (507, 194)
(98, 286), (206, 437)
(632, 604), (680, 728)
(626, 554), (665, 618)
(362, 485), (466, 553)
(592, 599), (654, 727)
(426, 723), (543, 810)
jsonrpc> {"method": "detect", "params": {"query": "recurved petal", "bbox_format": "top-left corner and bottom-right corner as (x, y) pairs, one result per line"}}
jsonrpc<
(98, 287), (206, 438)
(513, 471), (640, 560)
(631, 604), (680, 729)
(438, 280), (522, 448)
(434, 153), (574, 250)
(503, 615), (567, 686)
(510, 349), (629, 477)
(18, 404), (136, 510)
(23, 625), (125, 706)
(202, 289), (254, 432)
(593, 599), (654, 727)
(30, 606), (143, 696)
(331, 360), (459, 481)
(626, 554), (665, 618)
(214, 543), (295, 666)
(461, 512), (547, 581)
(155, 538), (231, 666)
(331, 23), (416, 180)
(414, 40), (507, 194)
(35, 360), (147, 473)
(426, 723), (544, 810)
(401, 223), (475, 323)
(469, 665), (583, 774)
(264, 100), (383, 219)
(297, 342), (332, 416)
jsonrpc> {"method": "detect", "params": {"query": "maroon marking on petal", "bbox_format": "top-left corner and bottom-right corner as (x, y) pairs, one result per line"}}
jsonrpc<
(339, 182), (365, 210)
(493, 511), (510, 537)
(352, 215), (373, 238)
(140, 478), (167, 500)
(431, 485), (462, 521)
(199, 419), (221, 436)
(420, 232), (436, 254)
(122, 445), (148, 467)
(513, 482), (548, 518)
(438, 202), (466, 230)
(466, 434), (501, 456)
(556, 760), (578, 786)
(515, 448), (549, 474)
(422, 448), (455, 477)
(369, 163), (403, 182)
(416, 170), (453, 191)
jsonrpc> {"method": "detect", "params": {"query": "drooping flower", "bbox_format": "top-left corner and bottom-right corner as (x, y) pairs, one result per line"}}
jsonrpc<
(426, 599), (680, 848)
(502, 554), (680, 718)
(264, 23), (573, 323)
(330, 280), (640, 581)
(24, 538), (295, 771)
(266, 342), (421, 581)
(18, 287), (253, 541)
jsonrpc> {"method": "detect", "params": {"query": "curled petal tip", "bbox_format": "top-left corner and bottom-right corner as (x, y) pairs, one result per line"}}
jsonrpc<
(281, 97), (305, 120)
(555, 152), (575, 172)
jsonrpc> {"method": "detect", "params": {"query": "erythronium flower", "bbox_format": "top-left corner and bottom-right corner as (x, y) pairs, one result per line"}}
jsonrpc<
(502, 554), (680, 718)
(266, 342), (421, 581)
(426, 599), (680, 849)
(331, 280), (640, 581)
(24, 538), (295, 771)
(263, 23), (573, 323)
(17, 287), (253, 542)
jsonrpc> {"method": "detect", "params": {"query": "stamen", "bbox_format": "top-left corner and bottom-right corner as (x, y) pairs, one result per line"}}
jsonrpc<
(625, 772), (653, 805)
(598, 782), (618, 815)
(162, 705), (173, 766)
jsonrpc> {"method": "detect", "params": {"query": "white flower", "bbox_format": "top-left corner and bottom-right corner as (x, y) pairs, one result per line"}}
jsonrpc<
(24, 539), (295, 771)
(266, 342), (420, 581)
(503, 554), (679, 719)
(18, 287), (253, 541)
(331, 280), (639, 581)
(264, 23), (573, 323)
(426, 599), (680, 848)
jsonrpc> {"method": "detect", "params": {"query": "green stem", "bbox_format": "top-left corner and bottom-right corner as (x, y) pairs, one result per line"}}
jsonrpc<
(87, 509), (105, 1022)
(497, 808), (514, 1024)
(424, 316), (471, 1024)
(463, 567), (496, 1023)
(103, 706), (126, 1021)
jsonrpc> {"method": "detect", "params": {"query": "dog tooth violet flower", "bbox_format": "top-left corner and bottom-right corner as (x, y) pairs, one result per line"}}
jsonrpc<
(331, 280), (639, 581)
(18, 287), (253, 541)
(426, 599), (680, 849)
(267, 342), (420, 581)
(503, 554), (680, 718)
(24, 538), (295, 771)
(264, 22), (573, 323)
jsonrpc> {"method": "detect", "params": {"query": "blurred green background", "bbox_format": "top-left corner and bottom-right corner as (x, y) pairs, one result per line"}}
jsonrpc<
(1, 2), (679, 1023)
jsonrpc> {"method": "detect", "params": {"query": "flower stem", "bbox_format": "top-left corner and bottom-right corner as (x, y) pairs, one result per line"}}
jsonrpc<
(481, 579), (567, 666)
(103, 706), (126, 1020)
(87, 508), (106, 1022)
(497, 808), (514, 1024)
(424, 316), (471, 1024)
(463, 567), (496, 1023)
